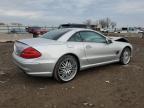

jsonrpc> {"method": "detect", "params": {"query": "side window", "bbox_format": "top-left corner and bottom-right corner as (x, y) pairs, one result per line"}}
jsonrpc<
(68, 32), (82, 42)
(79, 31), (106, 43)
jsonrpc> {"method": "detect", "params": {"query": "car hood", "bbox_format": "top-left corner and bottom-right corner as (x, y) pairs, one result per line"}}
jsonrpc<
(17, 38), (64, 46)
(109, 36), (129, 43)
(109, 36), (123, 41)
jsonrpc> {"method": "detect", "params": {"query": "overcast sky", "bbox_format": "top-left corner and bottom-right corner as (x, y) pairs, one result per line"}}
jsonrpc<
(0, 0), (144, 27)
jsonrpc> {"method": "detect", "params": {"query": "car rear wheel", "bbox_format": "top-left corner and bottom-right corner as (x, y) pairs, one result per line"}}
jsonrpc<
(54, 55), (78, 82)
(120, 47), (131, 65)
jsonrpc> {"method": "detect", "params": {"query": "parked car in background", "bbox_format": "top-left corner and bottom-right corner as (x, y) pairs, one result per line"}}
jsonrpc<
(26, 26), (48, 36)
(59, 23), (101, 31)
(118, 27), (143, 33)
(10, 28), (27, 34)
(58, 24), (88, 29)
(26, 26), (39, 33)
(13, 28), (133, 82)
(100, 28), (116, 33)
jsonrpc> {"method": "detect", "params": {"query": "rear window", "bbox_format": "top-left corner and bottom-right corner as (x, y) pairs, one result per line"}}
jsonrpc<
(41, 29), (70, 40)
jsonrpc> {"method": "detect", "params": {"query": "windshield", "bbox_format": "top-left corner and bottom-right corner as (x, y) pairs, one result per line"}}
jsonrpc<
(41, 29), (70, 40)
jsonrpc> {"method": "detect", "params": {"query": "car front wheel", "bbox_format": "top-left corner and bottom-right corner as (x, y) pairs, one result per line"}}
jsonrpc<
(54, 55), (78, 82)
(120, 47), (131, 65)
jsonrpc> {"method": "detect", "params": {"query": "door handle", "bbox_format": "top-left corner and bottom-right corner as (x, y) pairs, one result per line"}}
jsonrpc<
(86, 45), (92, 49)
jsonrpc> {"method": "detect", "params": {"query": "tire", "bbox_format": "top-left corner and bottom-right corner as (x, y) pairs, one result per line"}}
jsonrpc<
(120, 47), (131, 65)
(53, 55), (78, 83)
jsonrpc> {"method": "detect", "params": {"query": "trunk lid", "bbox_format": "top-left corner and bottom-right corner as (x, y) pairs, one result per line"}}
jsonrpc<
(14, 38), (63, 56)
(17, 38), (63, 46)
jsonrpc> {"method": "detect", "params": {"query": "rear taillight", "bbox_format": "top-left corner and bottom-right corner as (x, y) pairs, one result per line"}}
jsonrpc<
(20, 47), (41, 59)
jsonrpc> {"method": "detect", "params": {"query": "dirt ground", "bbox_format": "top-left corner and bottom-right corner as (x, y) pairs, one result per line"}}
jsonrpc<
(0, 37), (144, 108)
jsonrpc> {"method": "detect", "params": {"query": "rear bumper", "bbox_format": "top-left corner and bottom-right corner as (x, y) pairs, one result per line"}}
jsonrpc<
(12, 53), (56, 77)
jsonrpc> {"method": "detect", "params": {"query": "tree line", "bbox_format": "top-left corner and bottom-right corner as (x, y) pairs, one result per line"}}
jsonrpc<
(84, 18), (117, 29)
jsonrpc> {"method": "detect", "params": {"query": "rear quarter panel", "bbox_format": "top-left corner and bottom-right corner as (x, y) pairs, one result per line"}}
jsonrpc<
(32, 42), (88, 68)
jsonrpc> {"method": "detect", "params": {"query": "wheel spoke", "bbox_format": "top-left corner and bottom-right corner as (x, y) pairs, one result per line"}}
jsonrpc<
(123, 49), (131, 64)
(61, 62), (66, 67)
(58, 58), (77, 81)
(59, 66), (65, 70)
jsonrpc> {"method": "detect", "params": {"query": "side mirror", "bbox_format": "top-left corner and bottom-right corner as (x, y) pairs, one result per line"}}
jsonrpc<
(106, 39), (112, 44)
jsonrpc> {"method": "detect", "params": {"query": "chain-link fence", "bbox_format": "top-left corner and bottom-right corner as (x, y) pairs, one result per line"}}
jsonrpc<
(0, 25), (57, 33)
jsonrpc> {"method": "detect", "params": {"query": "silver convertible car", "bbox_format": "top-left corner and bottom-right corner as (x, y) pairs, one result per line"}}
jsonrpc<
(13, 28), (132, 82)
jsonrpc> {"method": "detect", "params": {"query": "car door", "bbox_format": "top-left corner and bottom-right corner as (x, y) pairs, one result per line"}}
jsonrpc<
(67, 32), (89, 67)
(79, 31), (118, 65)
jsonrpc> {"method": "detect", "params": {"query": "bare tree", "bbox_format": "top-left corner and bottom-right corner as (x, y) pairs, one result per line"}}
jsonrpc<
(105, 17), (111, 28)
(84, 19), (92, 27)
(99, 19), (107, 28)
(111, 22), (117, 29)
(98, 18), (117, 29)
